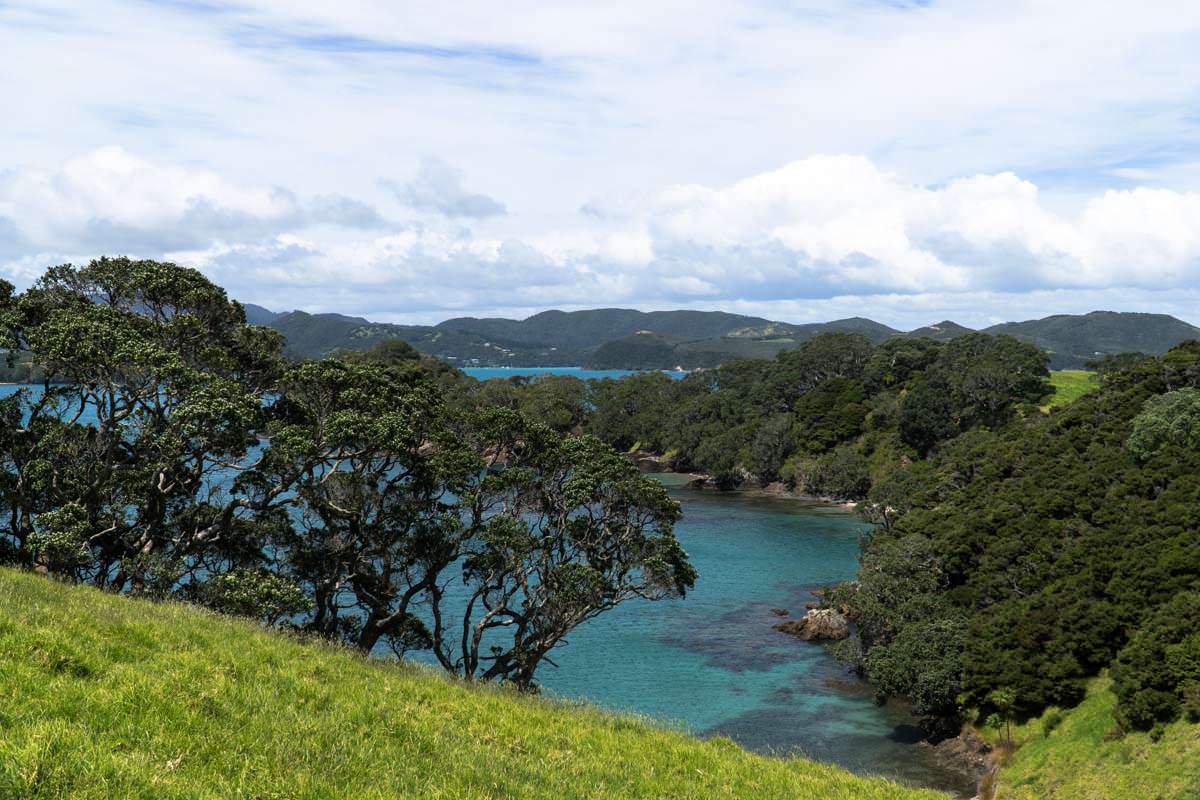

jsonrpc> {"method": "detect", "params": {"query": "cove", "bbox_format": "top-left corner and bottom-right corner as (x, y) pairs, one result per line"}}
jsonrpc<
(466, 474), (974, 795)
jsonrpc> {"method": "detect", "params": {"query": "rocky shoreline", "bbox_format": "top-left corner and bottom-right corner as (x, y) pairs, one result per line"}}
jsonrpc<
(627, 450), (859, 508)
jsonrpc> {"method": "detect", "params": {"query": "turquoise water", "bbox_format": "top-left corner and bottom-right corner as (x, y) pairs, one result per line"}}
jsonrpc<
(0, 384), (970, 793)
(462, 367), (687, 381)
(447, 474), (971, 794)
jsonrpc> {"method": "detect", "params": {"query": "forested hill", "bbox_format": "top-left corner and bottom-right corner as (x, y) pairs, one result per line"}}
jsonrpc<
(248, 304), (1200, 369)
(576, 330), (1200, 753)
(983, 311), (1200, 368)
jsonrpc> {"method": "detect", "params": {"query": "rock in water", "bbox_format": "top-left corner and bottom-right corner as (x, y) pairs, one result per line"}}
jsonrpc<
(773, 608), (849, 641)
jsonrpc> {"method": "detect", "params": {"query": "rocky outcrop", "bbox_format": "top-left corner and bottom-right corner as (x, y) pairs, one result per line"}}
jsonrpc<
(626, 450), (677, 473)
(773, 608), (849, 641)
(916, 730), (995, 799)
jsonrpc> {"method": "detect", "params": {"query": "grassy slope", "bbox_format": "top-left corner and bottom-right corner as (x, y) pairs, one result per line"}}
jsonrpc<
(1046, 370), (1098, 409)
(991, 678), (1200, 800)
(0, 569), (944, 800)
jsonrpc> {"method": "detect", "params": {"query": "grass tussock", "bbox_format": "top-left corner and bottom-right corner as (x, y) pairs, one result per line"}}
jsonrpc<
(0, 568), (945, 800)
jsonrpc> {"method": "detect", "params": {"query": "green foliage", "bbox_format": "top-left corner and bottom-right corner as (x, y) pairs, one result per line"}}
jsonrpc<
(899, 333), (1050, 455)
(191, 568), (311, 625)
(1112, 592), (1200, 731)
(807, 446), (871, 500)
(1126, 387), (1200, 459)
(0, 258), (695, 693)
(1045, 370), (1097, 408)
(1040, 708), (1063, 737)
(793, 377), (869, 453)
(839, 339), (1200, 731)
(986, 310), (1200, 369)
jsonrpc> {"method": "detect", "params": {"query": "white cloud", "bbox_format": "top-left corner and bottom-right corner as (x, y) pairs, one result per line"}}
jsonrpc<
(388, 157), (506, 219)
(3, 2), (1200, 325)
(3, 148), (1200, 325)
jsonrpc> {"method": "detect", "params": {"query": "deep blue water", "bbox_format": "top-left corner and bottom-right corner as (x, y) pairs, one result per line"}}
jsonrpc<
(0, 384), (970, 793)
(462, 366), (687, 381)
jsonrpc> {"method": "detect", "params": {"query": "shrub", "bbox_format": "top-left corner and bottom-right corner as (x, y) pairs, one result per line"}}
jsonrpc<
(1041, 709), (1064, 738)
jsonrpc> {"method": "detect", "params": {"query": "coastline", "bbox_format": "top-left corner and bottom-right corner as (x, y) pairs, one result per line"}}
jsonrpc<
(629, 451), (861, 510)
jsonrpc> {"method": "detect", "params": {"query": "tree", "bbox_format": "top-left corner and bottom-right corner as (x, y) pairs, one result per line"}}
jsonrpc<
(10, 258), (286, 599)
(432, 425), (696, 689)
(1112, 592), (1200, 731)
(747, 414), (795, 483)
(516, 375), (588, 434)
(899, 333), (1050, 454)
(1127, 388), (1200, 460)
(253, 358), (472, 654)
(986, 687), (1017, 746)
(770, 333), (873, 407)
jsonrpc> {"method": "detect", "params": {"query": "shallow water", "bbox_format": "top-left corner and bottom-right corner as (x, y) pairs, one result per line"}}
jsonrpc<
(412, 474), (973, 795)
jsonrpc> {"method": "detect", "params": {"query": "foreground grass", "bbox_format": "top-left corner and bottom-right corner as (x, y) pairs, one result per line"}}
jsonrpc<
(1045, 371), (1098, 409)
(0, 569), (944, 800)
(990, 677), (1200, 800)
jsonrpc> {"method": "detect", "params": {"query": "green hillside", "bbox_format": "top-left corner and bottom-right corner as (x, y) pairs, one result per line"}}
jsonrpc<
(984, 311), (1200, 369)
(990, 678), (1200, 800)
(0, 569), (945, 800)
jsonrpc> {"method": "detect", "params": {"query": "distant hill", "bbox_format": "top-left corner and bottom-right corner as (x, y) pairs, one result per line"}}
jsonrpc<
(902, 321), (975, 341)
(983, 311), (1200, 368)
(241, 303), (281, 326)
(246, 304), (1200, 371)
(586, 318), (899, 369)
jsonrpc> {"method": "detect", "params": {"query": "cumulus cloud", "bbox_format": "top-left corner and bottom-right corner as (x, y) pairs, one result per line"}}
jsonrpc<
(389, 157), (506, 219)
(0, 147), (389, 255)
(3, 149), (1200, 326)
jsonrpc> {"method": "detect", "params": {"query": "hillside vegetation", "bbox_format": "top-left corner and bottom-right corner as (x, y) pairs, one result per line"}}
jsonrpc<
(0, 568), (945, 800)
(990, 678), (1200, 800)
(986, 311), (1200, 369)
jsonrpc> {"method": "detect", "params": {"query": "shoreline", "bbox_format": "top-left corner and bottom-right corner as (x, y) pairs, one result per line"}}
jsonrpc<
(630, 453), (861, 510)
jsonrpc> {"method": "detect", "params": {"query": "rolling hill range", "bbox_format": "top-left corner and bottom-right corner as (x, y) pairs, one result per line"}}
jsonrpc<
(243, 304), (1200, 370)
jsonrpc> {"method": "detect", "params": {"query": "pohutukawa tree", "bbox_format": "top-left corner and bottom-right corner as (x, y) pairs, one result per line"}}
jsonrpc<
(257, 357), (476, 655)
(4, 257), (287, 596)
(432, 410), (696, 689)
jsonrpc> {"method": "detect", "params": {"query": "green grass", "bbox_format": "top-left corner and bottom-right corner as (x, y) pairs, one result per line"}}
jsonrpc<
(0, 569), (945, 800)
(1045, 371), (1098, 409)
(989, 677), (1200, 800)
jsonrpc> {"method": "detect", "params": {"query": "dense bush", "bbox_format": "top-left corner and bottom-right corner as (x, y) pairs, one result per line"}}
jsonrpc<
(1112, 592), (1200, 730)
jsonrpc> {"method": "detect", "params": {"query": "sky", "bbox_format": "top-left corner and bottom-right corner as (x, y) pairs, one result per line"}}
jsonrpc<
(2, 1), (1200, 329)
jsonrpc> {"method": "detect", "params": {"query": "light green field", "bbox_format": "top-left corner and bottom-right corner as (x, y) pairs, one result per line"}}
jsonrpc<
(1045, 371), (1098, 409)
(988, 677), (1200, 800)
(0, 569), (944, 800)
